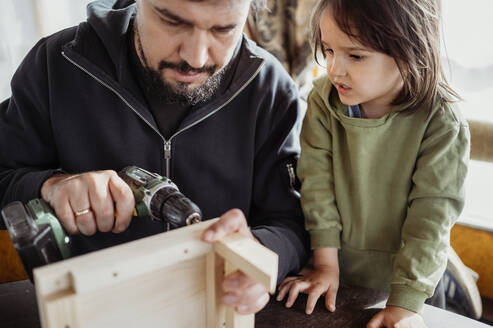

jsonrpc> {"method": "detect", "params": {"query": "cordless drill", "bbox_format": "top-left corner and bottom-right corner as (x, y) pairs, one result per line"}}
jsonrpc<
(1, 166), (202, 280)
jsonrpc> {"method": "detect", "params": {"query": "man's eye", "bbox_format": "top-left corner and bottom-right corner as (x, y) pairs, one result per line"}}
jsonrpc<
(161, 18), (182, 27)
(214, 27), (235, 35)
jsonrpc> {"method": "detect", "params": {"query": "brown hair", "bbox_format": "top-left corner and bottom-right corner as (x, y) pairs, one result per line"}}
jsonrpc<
(310, 0), (460, 114)
(188, 0), (266, 12)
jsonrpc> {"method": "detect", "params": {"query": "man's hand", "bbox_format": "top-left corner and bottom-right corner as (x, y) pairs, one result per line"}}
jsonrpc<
(41, 170), (135, 235)
(367, 306), (427, 328)
(202, 208), (269, 314)
(276, 248), (339, 315)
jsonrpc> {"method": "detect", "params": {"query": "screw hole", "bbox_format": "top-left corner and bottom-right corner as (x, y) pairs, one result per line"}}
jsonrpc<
(113, 272), (118, 278)
(184, 249), (189, 254)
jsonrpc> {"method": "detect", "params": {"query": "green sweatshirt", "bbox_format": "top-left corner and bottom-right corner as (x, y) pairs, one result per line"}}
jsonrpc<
(298, 76), (470, 313)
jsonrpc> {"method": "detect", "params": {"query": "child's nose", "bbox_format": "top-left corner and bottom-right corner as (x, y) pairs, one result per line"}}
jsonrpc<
(328, 56), (346, 77)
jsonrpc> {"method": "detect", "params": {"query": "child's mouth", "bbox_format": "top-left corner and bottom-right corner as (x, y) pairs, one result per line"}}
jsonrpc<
(336, 83), (352, 95)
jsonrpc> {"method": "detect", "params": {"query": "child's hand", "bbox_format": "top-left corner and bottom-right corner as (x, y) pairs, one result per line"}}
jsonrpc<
(276, 264), (339, 315)
(367, 306), (427, 328)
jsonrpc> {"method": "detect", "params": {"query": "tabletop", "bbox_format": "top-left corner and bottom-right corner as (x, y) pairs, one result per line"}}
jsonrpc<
(0, 280), (490, 328)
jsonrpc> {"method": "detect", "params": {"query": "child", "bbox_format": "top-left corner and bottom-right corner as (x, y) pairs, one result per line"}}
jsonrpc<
(277, 0), (470, 326)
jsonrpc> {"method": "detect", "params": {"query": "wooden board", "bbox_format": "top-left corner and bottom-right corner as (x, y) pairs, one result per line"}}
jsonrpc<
(34, 219), (278, 328)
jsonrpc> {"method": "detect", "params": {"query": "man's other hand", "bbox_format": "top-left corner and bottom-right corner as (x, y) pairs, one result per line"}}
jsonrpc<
(202, 209), (269, 314)
(41, 170), (135, 235)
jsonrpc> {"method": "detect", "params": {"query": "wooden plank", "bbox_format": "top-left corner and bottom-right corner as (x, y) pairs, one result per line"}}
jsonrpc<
(206, 252), (226, 328)
(224, 262), (254, 328)
(34, 219), (217, 297)
(69, 238), (208, 294)
(214, 233), (278, 294)
(74, 258), (207, 327)
(41, 289), (78, 328)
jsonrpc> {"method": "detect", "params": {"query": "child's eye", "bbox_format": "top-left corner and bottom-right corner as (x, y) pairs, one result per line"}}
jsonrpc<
(323, 47), (334, 55)
(350, 54), (364, 61)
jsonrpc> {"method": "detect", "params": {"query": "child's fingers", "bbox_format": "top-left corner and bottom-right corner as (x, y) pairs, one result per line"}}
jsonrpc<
(278, 276), (299, 290)
(324, 283), (338, 312)
(305, 285), (326, 315)
(366, 311), (384, 328)
(276, 279), (295, 301)
(285, 281), (307, 308)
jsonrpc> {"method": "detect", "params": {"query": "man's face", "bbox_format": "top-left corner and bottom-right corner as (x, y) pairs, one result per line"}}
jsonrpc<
(134, 0), (251, 105)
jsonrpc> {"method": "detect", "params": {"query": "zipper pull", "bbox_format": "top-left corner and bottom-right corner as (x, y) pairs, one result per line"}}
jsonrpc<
(164, 141), (172, 178)
(287, 163), (296, 190)
(164, 141), (171, 159)
(286, 162), (300, 196)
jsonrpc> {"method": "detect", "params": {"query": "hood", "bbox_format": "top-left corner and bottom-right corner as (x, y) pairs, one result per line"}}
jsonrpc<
(85, 0), (136, 68)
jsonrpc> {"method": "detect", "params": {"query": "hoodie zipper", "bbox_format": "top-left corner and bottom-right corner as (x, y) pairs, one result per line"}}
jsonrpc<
(62, 51), (265, 177)
(286, 163), (296, 191)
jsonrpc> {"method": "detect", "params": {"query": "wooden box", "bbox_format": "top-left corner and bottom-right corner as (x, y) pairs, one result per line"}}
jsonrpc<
(34, 219), (278, 327)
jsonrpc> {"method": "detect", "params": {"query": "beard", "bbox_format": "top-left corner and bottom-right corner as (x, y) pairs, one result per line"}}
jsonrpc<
(135, 27), (227, 107)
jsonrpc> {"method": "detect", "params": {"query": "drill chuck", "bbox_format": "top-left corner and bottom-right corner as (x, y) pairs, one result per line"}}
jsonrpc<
(150, 187), (202, 229)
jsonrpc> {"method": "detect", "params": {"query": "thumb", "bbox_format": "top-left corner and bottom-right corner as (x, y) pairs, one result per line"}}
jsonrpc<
(202, 209), (252, 242)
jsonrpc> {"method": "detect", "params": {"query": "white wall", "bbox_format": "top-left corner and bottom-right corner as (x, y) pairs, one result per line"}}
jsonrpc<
(0, 0), (92, 100)
(442, 0), (493, 124)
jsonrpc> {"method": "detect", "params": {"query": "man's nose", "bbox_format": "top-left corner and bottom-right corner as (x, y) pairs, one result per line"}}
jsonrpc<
(180, 29), (209, 69)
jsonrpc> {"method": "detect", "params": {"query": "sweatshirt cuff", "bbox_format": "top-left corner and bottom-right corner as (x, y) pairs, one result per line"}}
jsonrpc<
(309, 228), (341, 249)
(14, 169), (66, 202)
(387, 284), (429, 313)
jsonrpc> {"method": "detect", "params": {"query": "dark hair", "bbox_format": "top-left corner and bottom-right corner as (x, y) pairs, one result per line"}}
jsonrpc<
(188, 0), (267, 12)
(310, 0), (460, 114)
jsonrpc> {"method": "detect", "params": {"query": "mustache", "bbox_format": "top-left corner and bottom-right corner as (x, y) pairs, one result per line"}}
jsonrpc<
(158, 60), (217, 75)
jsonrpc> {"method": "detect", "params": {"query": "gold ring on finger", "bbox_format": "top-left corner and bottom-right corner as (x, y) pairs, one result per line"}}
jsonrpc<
(74, 208), (91, 217)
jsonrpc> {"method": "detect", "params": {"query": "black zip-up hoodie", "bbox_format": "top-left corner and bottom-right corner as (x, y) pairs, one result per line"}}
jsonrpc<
(0, 0), (309, 282)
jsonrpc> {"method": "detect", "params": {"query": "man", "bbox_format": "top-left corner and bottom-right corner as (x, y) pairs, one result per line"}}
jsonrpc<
(0, 0), (309, 314)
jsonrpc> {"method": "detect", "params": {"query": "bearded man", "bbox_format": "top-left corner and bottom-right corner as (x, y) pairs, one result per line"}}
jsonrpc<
(0, 0), (308, 313)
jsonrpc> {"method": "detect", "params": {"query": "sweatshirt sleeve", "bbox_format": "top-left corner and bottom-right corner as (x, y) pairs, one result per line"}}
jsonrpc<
(0, 38), (62, 220)
(387, 103), (470, 313)
(297, 90), (342, 249)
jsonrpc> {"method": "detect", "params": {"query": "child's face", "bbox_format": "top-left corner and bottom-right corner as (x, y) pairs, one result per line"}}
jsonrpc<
(320, 7), (404, 117)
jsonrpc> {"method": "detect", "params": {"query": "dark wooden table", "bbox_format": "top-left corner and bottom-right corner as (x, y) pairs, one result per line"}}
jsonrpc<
(257, 285), (388, 328)
(257, 285), (491, 327)
(0, 280), (490, 327)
